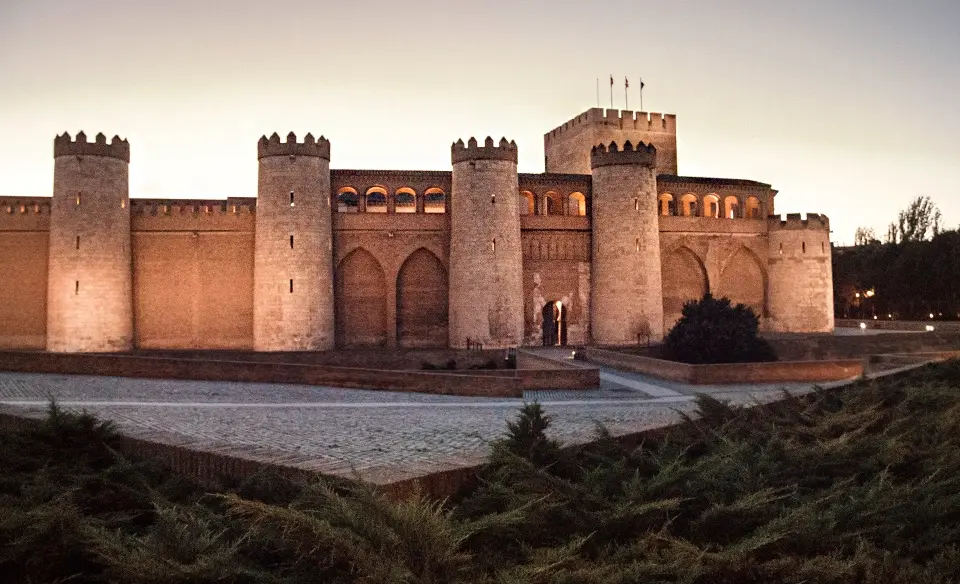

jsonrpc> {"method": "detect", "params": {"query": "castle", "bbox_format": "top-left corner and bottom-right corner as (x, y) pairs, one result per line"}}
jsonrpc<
(0, 107), (834, 352)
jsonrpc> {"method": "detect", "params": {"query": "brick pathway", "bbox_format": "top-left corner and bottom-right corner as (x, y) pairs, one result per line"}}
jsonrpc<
(0, 369), (825, 484)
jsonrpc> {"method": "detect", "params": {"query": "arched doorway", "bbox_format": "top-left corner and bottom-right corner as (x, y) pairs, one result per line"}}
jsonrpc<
(541, 301), (567, 346)
(396, 248), (448, 348)
(335, 248), (387, 347)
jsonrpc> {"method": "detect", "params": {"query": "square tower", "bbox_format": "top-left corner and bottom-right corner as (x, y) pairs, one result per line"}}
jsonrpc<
(544, 108), (677, 176)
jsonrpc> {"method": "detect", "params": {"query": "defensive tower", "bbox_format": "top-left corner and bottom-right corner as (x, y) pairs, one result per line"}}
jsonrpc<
(544, 109), (677, 175)
(47, 132), (133, 352)
(253, 132), (335, 350)
(448, 137), (524, 348)
(589, 141), (664, 344)
(766, 213), (834, 332)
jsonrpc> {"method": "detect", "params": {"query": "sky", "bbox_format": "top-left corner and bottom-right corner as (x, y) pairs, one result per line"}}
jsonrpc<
(1, 0), (958, 244)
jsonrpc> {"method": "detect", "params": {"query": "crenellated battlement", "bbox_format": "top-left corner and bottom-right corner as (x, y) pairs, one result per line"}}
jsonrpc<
(768, 212), (830, 231)
(1, 198), (50, 215)
(451, 136), (518, 164)
(130, 199), (255, 216)
(54, 131), (129, 162)
(545, 108), (676, 143)
(257, 132), (330, 160)
(590, 141), (657, 169)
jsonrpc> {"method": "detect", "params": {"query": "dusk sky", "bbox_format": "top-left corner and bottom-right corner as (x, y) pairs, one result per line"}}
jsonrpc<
(1, 0), (957, 243)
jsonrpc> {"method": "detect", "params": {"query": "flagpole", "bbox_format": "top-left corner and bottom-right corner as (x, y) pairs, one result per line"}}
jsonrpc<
(609, 75), (613, 110)
(624, 78), (629, 110)
(640, 78), (644, 112)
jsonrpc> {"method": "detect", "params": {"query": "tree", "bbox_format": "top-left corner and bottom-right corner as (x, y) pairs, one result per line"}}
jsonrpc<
(894, 196), (942, 243)
(854, 227), (878, 246)
(663, 294), (776, 364)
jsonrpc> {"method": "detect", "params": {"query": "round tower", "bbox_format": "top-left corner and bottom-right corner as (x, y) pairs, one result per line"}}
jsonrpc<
(766, 213), (834, 332)
(253, 132), (335, 351)
(448, 137), (524, 348)
(47, 132), (133, 352)
(590, 141), (664, 345)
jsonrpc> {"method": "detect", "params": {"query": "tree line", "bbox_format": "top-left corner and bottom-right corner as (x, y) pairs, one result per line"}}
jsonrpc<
(834, 196), (959, 320)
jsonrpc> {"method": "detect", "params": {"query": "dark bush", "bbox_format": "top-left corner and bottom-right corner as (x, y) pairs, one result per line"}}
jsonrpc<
(663, 293), (777, 364)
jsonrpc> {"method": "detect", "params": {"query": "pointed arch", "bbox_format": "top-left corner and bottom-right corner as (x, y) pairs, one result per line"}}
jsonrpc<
(335, 248), (387, 347)
(714, 246), (766, 318)
(661, 246), (708, 332)
(396, 248), (448, 347)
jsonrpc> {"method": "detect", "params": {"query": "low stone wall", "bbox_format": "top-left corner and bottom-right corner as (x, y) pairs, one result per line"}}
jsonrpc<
(836, 319), (960, 333)
(769, 332), (960, 361)
(579, 347), (863, 384)
(0, 351), (520, 397)
(0, 350), (601, 397)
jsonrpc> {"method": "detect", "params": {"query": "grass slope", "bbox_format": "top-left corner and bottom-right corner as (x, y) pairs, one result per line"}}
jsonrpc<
(3, 360), (960, 583)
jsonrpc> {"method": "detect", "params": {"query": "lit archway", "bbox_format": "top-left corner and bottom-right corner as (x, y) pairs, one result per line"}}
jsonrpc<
(567, 192), (586, 216)
(424, 187), (446, 214)
(336, 187), (360, 213)
(395, 187), (416, 214)
(680, 193), (699, 217)
(365, 187), (387, 213)
(724, 196), (740, 219)
(704, 194), (720, 218)
(520, 191), (535, 215)
(658, 193), (675, 216)
(745, 197), (762, 219)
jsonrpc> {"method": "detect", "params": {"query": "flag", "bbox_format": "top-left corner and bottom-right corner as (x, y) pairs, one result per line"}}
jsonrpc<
(640, 79), (645, 90)
(625, 77), (629, 88)
(610, 75), (613, 86)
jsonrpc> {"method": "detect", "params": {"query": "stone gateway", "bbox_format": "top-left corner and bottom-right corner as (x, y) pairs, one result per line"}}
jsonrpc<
(0, 107), (833, 352)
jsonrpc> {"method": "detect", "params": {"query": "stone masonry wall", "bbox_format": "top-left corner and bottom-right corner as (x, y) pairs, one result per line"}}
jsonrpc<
(48, 152), (133, 352)
(766, 214), (834, 332)
(590, 146), (664, 344)
(0, 200), (49, 348)
(448, 143), (524, 348)
(254, 139), (335, 351)
(545, 109), (678, 175)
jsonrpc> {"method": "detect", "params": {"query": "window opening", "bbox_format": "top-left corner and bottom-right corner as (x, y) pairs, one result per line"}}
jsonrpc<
(289, 234), (294, 249)
(289, 191), (295, 207)
(289, 279), (294, 293)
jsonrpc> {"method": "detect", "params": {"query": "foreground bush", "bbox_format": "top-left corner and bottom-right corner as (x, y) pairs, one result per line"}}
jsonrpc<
(6, 362), (960, 582)
(663, 292), (777, 364)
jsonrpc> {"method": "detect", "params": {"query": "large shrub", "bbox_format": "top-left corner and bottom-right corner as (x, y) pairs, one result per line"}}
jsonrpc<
(663, 293), (776, 364)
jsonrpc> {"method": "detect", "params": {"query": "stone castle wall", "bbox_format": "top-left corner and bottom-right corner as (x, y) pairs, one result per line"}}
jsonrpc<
(545, 109), (678, 175)
(254, 134), (335, 351)
(589, 142), (664, 344)
(47, 135), (133, 352)
(448, 138), (524, 349)
(766, 213), (834, 332)
(0, 108), (834, 351)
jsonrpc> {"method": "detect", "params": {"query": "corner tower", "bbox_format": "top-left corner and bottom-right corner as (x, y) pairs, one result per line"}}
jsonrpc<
(544, 109), (677, 175)
(448, 137), (524, 348)
(48, 132), (133, 352)
(590, 141), (664, 345)
(766, 213), (834, 332)
(254, 132), (335, 350)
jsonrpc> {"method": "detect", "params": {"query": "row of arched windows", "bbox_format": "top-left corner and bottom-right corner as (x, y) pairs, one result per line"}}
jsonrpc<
(658, 193), (765, 219)
(336, 187), (447, 214)
(519, 191), (587, 217)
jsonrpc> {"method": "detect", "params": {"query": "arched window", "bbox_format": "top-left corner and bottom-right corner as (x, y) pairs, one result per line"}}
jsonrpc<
(658, 193), (675, 216)
(520, 191), (535, 215)
(424, 187), (446, 214)
(567, 192), (586, 216)
(680, 193), (699, 217)
(337, 187), (360, 213)
(544, 191), (563, 215)
(395, 187), (416, 213)
(724, 196), (740, 219)
(365, 187), (387, 213)
(704, 194), (720, 218)
(745, 196), (762, 219)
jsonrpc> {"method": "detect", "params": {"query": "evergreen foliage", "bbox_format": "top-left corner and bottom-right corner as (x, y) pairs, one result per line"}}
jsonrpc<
(6, 362), (960, 581)
(662, 293), (777, 364)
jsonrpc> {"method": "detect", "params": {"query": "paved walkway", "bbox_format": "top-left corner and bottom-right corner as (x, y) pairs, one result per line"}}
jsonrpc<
(0, 362), (831, 485)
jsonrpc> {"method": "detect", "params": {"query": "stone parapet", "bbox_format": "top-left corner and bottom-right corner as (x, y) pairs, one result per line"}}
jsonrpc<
(257, 132), (330, 160)
(590, 141), (657, 169)
(54, 131), (129, 162)
(451, 137), (518, 164)
(768, 212), (830, 231)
